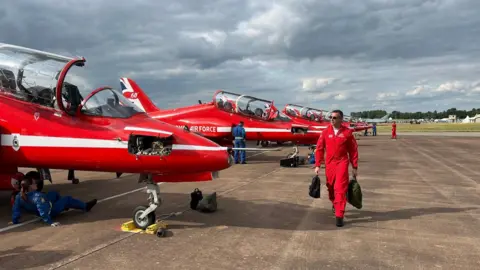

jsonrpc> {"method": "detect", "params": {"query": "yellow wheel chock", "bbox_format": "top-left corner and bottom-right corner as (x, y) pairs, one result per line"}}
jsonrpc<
(121, 220), (168, 237)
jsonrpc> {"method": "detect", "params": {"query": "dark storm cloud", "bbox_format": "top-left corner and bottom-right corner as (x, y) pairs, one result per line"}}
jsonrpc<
(1, 0), (480, 114)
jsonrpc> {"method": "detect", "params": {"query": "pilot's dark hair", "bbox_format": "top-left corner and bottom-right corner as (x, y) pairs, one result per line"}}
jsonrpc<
(25, 170), (44, 192)
(25, 171), (41, 181)
(331, 110), (344, 118)
(239, 121), (244, 125)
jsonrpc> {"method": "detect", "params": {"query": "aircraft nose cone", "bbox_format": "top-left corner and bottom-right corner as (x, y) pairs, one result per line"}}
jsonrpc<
(210, 148), (233, 171)
(227, 153), (234, 167)
(180, 132), (233, 172)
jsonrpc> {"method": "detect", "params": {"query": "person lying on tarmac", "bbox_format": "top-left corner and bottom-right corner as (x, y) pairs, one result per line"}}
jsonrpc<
(10, 175), (97, 227)
(25, 171), (68, 206)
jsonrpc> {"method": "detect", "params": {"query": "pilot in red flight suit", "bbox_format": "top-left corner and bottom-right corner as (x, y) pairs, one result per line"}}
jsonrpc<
(314, 109), (359, 227)
(391, 121), (397, 139)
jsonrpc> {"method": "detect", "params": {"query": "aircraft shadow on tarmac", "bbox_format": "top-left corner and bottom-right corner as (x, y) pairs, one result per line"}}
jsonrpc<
(4, 187), (477, 234)
(238, 155), (289, 164)
(0, 148), (471, 234)
(0, 245), (73, 269)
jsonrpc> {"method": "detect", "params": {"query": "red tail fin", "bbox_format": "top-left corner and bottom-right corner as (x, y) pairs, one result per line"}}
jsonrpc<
(120, 77), (160, 113)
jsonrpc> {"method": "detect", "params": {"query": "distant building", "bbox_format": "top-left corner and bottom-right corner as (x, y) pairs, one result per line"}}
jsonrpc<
(448, 115), (456, 123)
(461, 114), (480, 123)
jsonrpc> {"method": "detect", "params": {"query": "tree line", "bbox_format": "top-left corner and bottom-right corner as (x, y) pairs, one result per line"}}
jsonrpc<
(350, 108), (480, 120)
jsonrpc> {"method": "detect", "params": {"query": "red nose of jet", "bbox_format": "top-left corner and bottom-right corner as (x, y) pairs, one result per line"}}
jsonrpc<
(170, 128), (233, 173)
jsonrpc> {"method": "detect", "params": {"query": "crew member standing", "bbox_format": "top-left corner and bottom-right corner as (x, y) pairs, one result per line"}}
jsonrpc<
(232, 121), (246, 164)
(372, 123), (377, 136)
(314, 110), (359, 227)
(391, 121), (397, 139)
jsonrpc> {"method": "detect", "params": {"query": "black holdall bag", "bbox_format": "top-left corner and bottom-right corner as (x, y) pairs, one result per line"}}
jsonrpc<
(196, 192), (218, 213)
(309, 175), (321, 198)
(347, 175), (363, 209)
(190, 188), (203, 210)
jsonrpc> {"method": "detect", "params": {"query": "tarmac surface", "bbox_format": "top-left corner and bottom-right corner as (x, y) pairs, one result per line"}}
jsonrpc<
(0, 135), (479, 269)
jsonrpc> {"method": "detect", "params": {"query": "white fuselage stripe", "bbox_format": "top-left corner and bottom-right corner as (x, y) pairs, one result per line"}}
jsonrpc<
(244, 128), (291, 132)
(217, 127), (231, 132)
(124, 126), (173, 135)
(157, 122), (326, 133)
(0, 134), (227, 151)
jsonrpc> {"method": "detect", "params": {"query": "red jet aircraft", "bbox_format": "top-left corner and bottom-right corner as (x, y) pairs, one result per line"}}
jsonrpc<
(0, 43), (236, 229)
(282, 104), (372, 133)
(120, 78), (323, 147)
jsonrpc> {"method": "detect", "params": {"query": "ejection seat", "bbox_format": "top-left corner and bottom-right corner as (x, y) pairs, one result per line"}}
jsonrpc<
(0, 68), (17, 92)
(62, 82), (83, 114)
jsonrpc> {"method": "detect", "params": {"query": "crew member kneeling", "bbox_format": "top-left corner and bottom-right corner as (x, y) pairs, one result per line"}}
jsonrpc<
(314, 109), (359, 227)
(11, 175), (97, 226)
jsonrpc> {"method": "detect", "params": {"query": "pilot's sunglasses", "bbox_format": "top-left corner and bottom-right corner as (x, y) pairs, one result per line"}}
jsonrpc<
(330, 116), (337, 120)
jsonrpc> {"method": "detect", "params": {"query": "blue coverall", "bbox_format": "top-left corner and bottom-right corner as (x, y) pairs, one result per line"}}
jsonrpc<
(232, 124), (246, 163)
(309, 152), (316, 164)
(372, 124), (377, 136)
(12, 191), (86, 225)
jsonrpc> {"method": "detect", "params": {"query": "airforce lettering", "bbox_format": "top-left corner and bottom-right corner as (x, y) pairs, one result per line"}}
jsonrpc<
(177, 125), (217, 133)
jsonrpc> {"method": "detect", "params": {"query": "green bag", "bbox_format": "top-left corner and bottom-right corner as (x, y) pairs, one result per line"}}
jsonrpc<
(196, 192), (218, 213)
(347, 176), (363, 209)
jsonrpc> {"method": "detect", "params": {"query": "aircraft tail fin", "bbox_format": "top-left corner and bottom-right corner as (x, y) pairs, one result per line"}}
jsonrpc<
(381, 113), (391, 120)
(120, 77), (160, 113)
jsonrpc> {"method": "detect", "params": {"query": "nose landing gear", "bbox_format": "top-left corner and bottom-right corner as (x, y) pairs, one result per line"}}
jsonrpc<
(132, 173), (162, 230)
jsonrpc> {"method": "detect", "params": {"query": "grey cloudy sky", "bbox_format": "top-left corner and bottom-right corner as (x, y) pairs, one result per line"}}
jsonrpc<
(2, 0), (480, 114)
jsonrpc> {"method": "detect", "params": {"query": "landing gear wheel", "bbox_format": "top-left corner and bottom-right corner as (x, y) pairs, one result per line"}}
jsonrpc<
(156, 228), (167, 238)
(71, 178), (79, 184)
(133, 205), (156, 230)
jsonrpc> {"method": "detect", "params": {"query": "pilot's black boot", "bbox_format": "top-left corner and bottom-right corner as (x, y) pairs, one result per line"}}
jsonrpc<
(86, 199), (97, 212)
(336, 217), (344, 227)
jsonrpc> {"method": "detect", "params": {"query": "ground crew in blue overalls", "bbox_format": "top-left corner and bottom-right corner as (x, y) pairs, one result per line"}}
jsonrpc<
(372, 123), (377, 136)
(232, 121), (246, 164)
(10, 173), (97, 226)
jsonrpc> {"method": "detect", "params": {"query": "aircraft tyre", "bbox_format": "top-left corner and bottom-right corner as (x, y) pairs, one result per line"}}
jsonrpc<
(133, 205), (156, 230)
